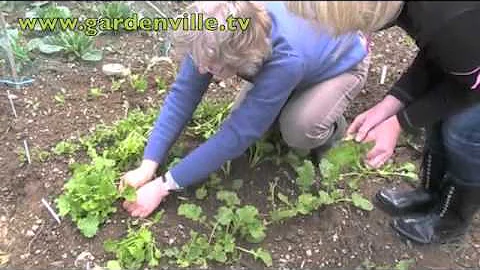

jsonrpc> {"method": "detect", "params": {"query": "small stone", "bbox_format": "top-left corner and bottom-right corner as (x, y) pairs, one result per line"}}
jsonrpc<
(285, 254), (291, 260)
(35, 249), (41, 254)
(297, 229), (305, 236)
(306, 250), (312, 257)
(20, 254), (30, 259)
(62, 253), (68, 259)
(32, 225), (39, 231)
(332, 233), (338, 242)
(26, 230), (35, 237)
(0, 216), (6, 222)
(102, 63), (130, 77)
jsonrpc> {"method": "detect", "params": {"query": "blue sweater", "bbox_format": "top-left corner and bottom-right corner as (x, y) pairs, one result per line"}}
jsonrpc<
(143, 2), (368, 187)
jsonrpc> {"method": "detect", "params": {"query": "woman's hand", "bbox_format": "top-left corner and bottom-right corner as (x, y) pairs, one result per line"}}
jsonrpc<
(362, 115), (402, 168)
(347, 95), (404, 142)
(122, 177), (170, 218)
(120, 160), (158, 190)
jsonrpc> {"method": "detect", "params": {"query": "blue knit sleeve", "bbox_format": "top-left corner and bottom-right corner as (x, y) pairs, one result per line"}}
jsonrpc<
(169, 55), (305, 187)
(143, 55), (212, 164)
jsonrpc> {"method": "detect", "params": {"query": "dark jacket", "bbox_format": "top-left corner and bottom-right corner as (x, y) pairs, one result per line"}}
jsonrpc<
(387, 1), (480, 133)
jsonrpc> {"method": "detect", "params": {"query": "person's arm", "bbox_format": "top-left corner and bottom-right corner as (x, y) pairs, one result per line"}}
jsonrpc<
(396, 78), (480, 134)
(391, 9), (480, 133)
(143, 55), (212, 165)
(167, 55), (305, 188)
(387, 50), (438, 106)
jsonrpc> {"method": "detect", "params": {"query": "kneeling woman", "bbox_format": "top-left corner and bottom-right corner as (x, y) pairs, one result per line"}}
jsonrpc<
(121, 1), (369, 218)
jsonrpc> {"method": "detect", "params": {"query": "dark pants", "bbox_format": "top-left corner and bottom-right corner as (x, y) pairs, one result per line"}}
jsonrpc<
(442, 103), (480, 183)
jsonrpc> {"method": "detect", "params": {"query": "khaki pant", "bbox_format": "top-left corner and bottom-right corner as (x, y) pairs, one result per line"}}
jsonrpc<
(231, 55), (370, 150)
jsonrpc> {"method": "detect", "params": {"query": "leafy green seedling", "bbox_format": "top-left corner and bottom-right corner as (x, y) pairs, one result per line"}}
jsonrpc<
(53, 140), (79, 156)
(129, 74), (148, 93)
(104, 212), (164, 270)
(98, 2), (132, 20)
(0, 29), (33, 72)
(216, 190), (241, 207)
(54, 92), (65, 105)
(32, 148), (50, 163)
(248, 139), (275, 168)
(155, 76), (167, 93)
(32, 31), (103, 61)
(56, 153), (135, 237)
(110, 78), (125, 92)
(195, 185), (208, 200)
(178, 203), (206, 223)
(27, 3), (72, 19)
(295, 159), (316, 193)
(350, 192), (374, 211)
(188, 101), (233, 140)
(89, 87), (106, 98)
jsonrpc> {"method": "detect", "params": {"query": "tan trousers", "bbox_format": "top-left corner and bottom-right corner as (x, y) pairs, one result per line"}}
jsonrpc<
(231, 55), (370, 150)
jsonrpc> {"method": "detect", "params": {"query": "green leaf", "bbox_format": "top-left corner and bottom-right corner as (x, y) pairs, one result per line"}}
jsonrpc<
(296, 193), (321, 215)
(246, 223), (266, 243)
(151, 210), (164, 224)
(121, 185), (137, 202)
(26, 38), (42, 51)
(295, 159), (316, 192)
(270, 209), (298, 222)
(56, 195), (71, 216)
(317, 190), (334, 205)
(195, 185), (208, 200)
(216, 190), (240, 206)
(106, 260), (122, 270)
(319, 159), (335, 182)
(400, 162), (416, 172)
(351, 192), (374, 211)
(81, 49), (103, 61)
(253, 248), (272, 267)
(38, 42), (64, 54)
(277, 192), (291, 206)
(178, 203), (204, 222)
(215, 206), (234, 226)
(395, 259), (415, 270)
(78, 215), (100, 238)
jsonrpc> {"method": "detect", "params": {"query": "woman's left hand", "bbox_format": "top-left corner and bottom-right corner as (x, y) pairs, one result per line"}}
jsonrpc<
(362, 115), (402, 168)
(123, 177), (170, 218)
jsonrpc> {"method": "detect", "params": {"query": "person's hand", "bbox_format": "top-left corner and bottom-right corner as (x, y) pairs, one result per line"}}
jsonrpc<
(362, 115), (402, 168)
(346, 95), (404, 142)
(120, 160), (158, 190)
(122, 177), (170, 218)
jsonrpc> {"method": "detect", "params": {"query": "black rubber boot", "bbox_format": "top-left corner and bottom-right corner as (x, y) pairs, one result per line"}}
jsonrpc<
(374, 123), (446, 216)
(391, 173), (480, 244)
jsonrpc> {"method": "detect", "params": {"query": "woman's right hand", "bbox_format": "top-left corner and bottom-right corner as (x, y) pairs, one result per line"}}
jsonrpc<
(120, 160), (158, 190)
(346, 95), (404, 142)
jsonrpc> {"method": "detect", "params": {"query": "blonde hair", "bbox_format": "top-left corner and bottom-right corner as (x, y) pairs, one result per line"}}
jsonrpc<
(285, 1), (404, 36)
(172, 1), (272, 77)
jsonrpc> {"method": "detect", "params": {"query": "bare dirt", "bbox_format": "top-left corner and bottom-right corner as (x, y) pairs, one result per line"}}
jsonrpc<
(1, 2), (479, 270)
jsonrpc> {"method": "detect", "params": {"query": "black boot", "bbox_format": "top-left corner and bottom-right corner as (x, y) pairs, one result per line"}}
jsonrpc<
(391, 173), (480, 244)
(374, 123), (446, 216)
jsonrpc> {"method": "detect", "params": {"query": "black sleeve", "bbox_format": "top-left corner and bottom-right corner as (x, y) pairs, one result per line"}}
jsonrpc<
(392, 9), (480, 133)
(396, 77), (480, 134)
(387, 50), (436, 105)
